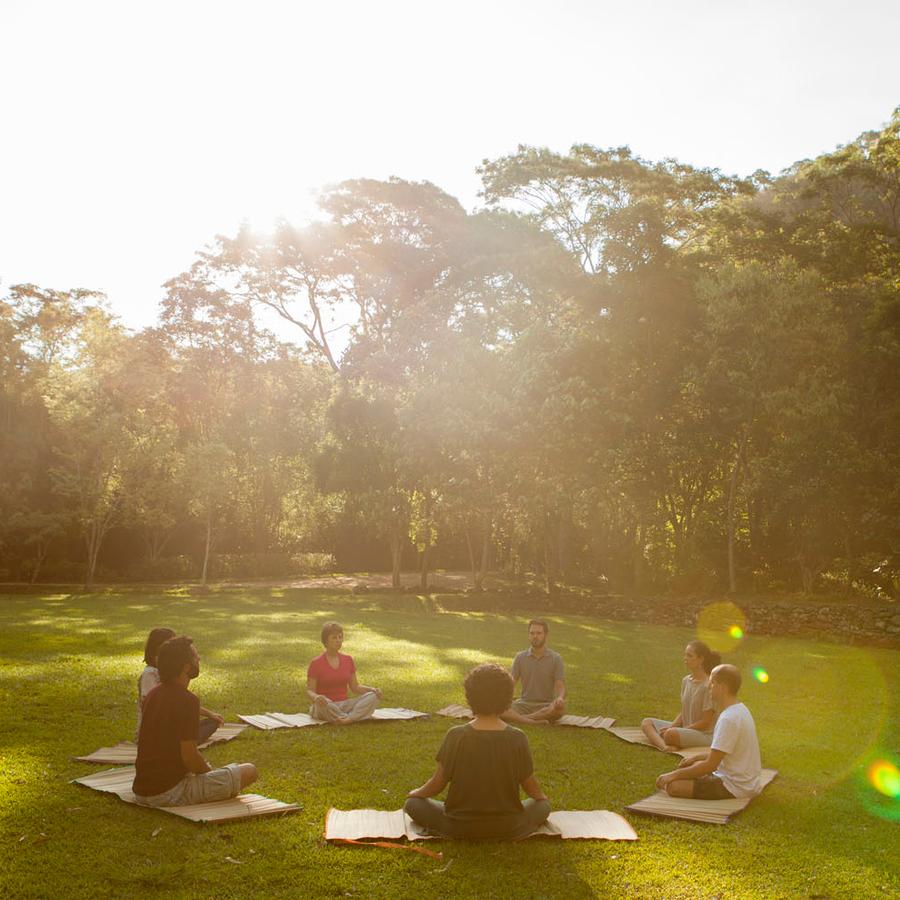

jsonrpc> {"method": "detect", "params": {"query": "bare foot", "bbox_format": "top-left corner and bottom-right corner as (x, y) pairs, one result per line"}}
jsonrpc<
(333, 717), (352, 726)
(526, 717), (550, 726)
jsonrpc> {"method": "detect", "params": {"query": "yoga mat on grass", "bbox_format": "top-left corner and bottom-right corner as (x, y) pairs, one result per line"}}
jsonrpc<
(436, 705), (616, 730)
(74, 723), (248, 764)
(325, 808), (638, 842)
(626, 768), (778, 824)
(72, 766), (300, 823)
(239, 707), (428, 731)
(605, 726), (710, 760)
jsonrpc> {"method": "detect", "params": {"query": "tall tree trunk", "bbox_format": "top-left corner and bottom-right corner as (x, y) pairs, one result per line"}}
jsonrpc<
(726, 438), (747, 594)
(632, 519), (644, 593)
(201, 510), (213, 585)
(84, 520), (102, 588)
(543, 513), (558, 597)
(478, 511), (491, 589)
(30, 539), (50, 584)
(465, 528), (478, 590)
(146, 527), (173, 564)
(389, 527), (402, 589)
(557, 503), (573, 586)
(419, 544), (429, 591)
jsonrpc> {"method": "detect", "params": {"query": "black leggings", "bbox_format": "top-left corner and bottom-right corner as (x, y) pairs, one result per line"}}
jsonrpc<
(403, 797), (551, 841)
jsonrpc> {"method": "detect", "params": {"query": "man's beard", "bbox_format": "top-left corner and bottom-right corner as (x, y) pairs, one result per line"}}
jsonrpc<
(188, 662), (200, 679)
(530, 637), (545, 648)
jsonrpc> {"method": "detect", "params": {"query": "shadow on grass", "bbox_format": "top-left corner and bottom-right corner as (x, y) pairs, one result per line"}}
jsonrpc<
(2, 588), (898, 900)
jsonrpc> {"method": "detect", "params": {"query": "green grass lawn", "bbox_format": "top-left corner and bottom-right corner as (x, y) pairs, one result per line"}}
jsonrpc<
(1, 587), (897, 899)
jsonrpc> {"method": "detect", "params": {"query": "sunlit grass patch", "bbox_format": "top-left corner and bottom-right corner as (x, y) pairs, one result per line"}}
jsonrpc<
(0, 588), (896, 899)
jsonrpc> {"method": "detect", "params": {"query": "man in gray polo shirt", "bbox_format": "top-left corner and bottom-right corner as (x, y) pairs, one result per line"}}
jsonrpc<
(502, 619), (566, 725)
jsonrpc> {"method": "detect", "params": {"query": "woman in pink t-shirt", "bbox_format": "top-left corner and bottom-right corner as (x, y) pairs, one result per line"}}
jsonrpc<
(306, 621), (382, 724)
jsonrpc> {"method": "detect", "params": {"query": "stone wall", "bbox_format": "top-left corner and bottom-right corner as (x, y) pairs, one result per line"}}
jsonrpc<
(436, 589), (900, 648)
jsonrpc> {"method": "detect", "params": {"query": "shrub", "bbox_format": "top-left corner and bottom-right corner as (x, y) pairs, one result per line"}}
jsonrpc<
(125, 556), (196, 582)
(208, 552), (335, 579)
(290, 552), (335, 575)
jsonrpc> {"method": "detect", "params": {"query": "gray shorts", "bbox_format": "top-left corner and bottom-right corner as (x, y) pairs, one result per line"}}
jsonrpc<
(646, 717), (713, 748)
(134, 763), (243, 808)
(512, 699), (552, 715)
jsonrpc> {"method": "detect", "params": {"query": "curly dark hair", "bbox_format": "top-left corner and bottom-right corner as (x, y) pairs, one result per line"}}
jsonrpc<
(464, 663), (514, 716)
(157, 636), (196, 682)
(143, 627), (176, 666)
(320, 621), (344, 646)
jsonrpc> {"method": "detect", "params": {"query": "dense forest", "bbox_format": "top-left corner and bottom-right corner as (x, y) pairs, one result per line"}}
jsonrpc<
(2, 110), (898, 597)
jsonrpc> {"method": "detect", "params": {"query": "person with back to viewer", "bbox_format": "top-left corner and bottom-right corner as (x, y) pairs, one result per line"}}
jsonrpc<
(405, 662), (551, 839)
(654, 664), (762, 801)
(135, 627), (223, 743)
(501, 619), (566, 725)
(133, 636), (257, 807)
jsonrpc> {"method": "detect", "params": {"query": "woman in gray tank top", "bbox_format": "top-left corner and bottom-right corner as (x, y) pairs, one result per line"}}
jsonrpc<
(641, 641), (721, 750)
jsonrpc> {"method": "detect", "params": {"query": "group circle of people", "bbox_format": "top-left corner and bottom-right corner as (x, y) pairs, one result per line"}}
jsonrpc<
(131, 618), (763, 837)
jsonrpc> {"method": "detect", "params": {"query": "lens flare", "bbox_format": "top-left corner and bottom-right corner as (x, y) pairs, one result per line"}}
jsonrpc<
(868, 761), (900, 799)
(696, 601), (747, 652)
(859, 753), (900, 823)
(752, 666), (769, 684)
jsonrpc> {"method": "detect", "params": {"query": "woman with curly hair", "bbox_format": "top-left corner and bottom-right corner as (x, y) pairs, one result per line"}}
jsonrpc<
(404, 663), (551, 839)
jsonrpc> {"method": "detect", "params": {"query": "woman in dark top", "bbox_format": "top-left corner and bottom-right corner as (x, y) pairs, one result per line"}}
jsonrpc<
(404, 663), (551, 840)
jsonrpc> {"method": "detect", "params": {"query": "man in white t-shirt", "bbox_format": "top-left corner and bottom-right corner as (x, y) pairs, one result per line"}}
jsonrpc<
(655, 664), (762, 800)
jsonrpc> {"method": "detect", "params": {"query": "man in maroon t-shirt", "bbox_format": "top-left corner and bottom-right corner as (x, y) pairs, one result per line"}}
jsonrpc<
(133, 636), (258, 807)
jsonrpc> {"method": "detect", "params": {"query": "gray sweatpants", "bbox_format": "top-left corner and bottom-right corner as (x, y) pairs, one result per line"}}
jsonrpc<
(309, 691), (379, 723)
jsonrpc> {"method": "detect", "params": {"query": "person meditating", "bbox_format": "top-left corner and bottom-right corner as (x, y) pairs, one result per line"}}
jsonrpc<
(306, 621), (382, 725)
(640, 640), (720, 751)
(655, 664), (762, 801)
(136, 627), (223, 743)
(502, 619), (566, 725)
(133, 635), (257, 807)
(404, 662), (551, 840)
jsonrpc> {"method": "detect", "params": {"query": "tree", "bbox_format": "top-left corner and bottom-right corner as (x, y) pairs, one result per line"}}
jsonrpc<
(182, 441), (237, 585)
(44, 308), (143, 587)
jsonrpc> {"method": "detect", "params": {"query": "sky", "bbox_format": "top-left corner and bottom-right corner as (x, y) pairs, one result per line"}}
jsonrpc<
(1, 0), (898, 332)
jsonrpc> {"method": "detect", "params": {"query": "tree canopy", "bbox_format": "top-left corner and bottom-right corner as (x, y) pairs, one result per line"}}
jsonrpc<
(2, 109), (898, 597)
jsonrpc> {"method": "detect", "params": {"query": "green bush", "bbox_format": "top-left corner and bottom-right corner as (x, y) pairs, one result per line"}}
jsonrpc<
(208, 551), (335, 579)
(290, 552), (335, 575)
(124, 556), (196, 582)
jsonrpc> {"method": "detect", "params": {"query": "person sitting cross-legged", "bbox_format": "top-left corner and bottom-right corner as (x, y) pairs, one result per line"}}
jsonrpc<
(501, 619), (566, 726)
(640, 640), (720, 751)
(404, 663), (551, 840)
(306, 622), (382, 725)
(133, 635), (257, 807)
(654, 664), (762, 801)
(135, 626), (223, 744)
